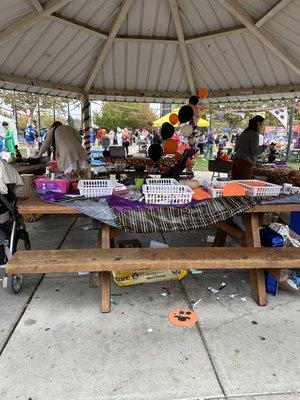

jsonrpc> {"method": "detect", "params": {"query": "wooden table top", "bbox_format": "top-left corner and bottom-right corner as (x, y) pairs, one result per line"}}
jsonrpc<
(13, 163), (47, 175)
(18, 195), (300, 216)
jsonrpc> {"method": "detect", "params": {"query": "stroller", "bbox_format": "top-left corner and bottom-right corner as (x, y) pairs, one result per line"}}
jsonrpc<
(0, 184), (31, 293)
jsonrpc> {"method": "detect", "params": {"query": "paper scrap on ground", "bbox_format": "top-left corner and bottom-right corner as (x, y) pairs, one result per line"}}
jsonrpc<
(160, 292), (168, 297)
(207, 236), (215, 243)
(240, 297), (247, 301)
(147, 328), (153, 333)
(208, 286), (219, 294)
(229, 293), (238, 298)
(190, 269), (203, 274)
(192, 298), (202, 308)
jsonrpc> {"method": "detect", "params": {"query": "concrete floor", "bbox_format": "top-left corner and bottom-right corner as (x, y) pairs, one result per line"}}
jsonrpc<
(0, 215), (299, 400)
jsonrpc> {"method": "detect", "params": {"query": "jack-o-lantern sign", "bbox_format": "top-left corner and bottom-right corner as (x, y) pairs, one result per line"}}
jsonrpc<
(168, 308), (198, 327)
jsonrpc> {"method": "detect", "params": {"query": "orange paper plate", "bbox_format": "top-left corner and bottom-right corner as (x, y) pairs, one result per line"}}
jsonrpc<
(192, 188), (212, 201)
(223, 183), (246, 197)
(168, 308), (198, 327)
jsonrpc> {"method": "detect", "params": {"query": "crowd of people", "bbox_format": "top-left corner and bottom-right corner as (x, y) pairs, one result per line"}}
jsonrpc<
(0, 115), (293, 182)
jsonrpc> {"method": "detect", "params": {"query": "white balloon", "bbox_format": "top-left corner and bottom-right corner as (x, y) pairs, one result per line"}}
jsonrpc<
(180, 124), (193, 137)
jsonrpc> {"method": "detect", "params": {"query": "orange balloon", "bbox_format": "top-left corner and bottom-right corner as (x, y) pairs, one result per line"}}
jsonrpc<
(163, 139), (178, 154)
(198, 87), (208, 99)
(169, 113), (178, 125)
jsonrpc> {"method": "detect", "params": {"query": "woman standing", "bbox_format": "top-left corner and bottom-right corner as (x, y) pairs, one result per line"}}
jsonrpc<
(2, 122), (15, 157)
(232, 115), (265, 180)
(36, 121), (88, 180)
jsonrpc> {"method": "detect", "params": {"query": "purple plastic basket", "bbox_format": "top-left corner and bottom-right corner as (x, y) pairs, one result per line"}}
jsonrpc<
(35, 177), (70, 194)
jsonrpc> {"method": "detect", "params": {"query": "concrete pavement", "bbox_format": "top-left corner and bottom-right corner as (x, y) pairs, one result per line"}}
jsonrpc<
(0, 214), (299, 400)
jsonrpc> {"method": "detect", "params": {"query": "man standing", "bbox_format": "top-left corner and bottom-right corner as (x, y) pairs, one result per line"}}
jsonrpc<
(2, 121), (15, 157)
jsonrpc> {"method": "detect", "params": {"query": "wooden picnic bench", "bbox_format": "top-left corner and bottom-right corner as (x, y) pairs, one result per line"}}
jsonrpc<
(11, 195), (300, 313)
(6, 246), (300, 313)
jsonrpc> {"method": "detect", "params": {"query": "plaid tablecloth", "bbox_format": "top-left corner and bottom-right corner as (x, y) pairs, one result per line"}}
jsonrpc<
(111, 196), (257, 233)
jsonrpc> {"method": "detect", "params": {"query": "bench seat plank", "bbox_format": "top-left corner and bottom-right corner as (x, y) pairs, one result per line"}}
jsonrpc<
(6, 247), (300, 274)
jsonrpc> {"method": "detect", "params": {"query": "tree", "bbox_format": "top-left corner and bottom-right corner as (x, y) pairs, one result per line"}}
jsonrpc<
(93, 102), (156, 131)
(0, 90), (74, 130)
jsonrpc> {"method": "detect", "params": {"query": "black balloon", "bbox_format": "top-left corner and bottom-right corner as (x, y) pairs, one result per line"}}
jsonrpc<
(161, 122), (175, 140)
(148, 144), (163, 162)
(178, 105), (194, 124)
(189, 95), (198, 106)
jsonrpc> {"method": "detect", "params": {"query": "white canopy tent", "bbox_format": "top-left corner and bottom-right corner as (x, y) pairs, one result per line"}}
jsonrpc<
(0, 0), (299, 103)
(0, 0), (299, 154)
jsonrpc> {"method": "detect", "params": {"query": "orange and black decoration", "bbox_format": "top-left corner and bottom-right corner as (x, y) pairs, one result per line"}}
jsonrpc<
(168, 308), (198, 327)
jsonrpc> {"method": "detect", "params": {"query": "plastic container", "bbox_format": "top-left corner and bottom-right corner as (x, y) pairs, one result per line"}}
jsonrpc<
(290, 212), (300, 235)
(260, 227), (283, 247)
(203, 180), (228, 198)
(142, 184), (193, 204)
(236, 180), (281, 197)
(145, 178), (179, 186)
(35, 177), (70, 194)
(78, 179), (114, 197)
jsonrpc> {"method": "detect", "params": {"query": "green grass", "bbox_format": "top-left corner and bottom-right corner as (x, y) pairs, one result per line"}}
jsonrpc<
(193, 157), (300, 172)
(193, 158), (209, 171)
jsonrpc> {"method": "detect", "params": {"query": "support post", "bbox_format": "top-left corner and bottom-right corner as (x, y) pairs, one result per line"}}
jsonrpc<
(37, 98), (41, 132)
(286, 105), (295, 162)
(67, 99), (71, 125)
(81, 93), (91, 161)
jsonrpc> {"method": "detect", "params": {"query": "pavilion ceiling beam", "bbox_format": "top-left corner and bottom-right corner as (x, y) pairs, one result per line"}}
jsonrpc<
(218, 0), (300, 76)
(0, 71), (82, 95)
(30, 0), (44, 13)
(255, 0), (292, 28)
(185, 25), (246, 44)
(49, 14), (178, 43)
(83, 0), (133, 93)
(168, 0), (196, 94)
(49, 13), (108, 39)
(208, 83), (300, 99)
(89, 87), (191, 100)
(0, 0), (72, 46)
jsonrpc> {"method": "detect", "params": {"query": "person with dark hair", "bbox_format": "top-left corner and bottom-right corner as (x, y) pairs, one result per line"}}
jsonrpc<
(232, 115), (265, 180)
(35, 121), (88, 180)
(2, 121), (16, 157)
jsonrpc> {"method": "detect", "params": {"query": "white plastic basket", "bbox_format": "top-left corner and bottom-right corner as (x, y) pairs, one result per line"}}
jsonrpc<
(145, 178), (179, 185)
(142, 184), (193, 204)
(78, 180), (114, 197)
(203, 180), (228, 198)
(235, 180), (282, 197)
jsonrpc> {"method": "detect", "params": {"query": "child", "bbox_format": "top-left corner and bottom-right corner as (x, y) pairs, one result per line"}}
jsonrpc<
(268, 142), (276, 163)
(15, 145), (23, 162)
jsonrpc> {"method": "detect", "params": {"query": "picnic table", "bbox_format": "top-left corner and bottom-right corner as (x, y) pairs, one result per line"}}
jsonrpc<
(16, 195), (300, 312)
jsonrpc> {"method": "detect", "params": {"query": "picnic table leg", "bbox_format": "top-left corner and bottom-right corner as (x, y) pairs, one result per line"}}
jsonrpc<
(244, 213), (267, 306)
(98, 223), (111, 313)
(213, 228), (227, 247)
(89, 219), (101, 287)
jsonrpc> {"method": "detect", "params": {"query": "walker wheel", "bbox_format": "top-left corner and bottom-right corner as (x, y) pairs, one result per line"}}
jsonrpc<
(7, 274), (23, 294)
